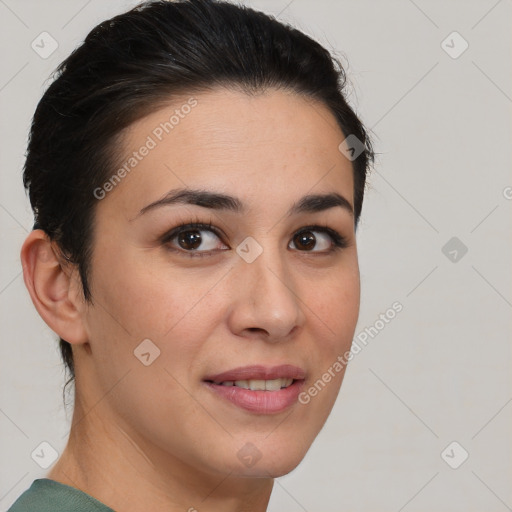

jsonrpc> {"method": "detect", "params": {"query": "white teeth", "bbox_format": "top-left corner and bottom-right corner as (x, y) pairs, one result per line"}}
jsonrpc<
(215, 378), (294, 390)
(263, 379), (282, 391)
(244, 379), (266, 390)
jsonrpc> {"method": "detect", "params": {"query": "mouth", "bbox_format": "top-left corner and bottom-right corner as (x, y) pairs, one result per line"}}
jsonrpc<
(204, 377), (296, 391)
(202, 364), (306, 414)
(203, 363), (306, 383)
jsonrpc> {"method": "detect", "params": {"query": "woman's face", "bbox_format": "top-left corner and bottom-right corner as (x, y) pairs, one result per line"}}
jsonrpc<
(77, 87), (360, 478)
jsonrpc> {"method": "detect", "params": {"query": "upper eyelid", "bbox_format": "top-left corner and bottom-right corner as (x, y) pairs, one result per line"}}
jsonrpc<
(162, 222), (223, 241)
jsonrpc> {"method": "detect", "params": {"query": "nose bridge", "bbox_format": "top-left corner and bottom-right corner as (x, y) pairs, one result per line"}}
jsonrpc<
(249, 242), (291, 300)
(229, 235), (305, 340)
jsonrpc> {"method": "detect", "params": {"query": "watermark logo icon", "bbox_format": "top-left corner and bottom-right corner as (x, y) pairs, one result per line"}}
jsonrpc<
(441, 441), (469, 469)
(31, 32), (58, 59)
(237, 442), (262, 468)
(441, 31), (468, 59)
(236, 237), (263, 263)
(134, 338), (161, 366)
(31, 441), (59, 469)
(442, 236), (468, 263)
(338, 134), (365, 161)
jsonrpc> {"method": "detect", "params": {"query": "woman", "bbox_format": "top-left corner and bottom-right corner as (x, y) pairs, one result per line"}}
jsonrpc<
(10, 0), (374, 510)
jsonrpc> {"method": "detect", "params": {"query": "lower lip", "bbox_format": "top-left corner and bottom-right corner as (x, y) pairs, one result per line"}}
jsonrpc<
(203, 380), (304, 414)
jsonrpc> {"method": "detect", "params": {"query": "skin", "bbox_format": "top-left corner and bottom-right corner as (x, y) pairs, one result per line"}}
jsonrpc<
(21, 87), (360, 512)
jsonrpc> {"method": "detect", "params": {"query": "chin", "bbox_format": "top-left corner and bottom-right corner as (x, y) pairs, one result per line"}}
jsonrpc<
(212, 436), (311, 479)
(257, 456), (304, 478)
(227, 456), (304, 479)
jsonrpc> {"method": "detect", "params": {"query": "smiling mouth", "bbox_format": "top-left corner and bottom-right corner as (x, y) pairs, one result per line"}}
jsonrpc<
(204, 377), (296, 391)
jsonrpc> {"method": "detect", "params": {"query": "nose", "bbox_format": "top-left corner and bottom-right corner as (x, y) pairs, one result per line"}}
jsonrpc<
(226, 244), (306, 342)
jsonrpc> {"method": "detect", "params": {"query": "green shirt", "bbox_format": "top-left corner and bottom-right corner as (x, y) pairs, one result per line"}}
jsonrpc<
(7, 478), (114, 512)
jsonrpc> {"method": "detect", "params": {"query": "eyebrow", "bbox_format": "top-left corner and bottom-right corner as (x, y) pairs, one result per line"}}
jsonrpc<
(136, 188), (354, 218)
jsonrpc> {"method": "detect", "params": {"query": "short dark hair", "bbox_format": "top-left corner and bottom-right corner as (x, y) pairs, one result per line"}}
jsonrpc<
(23, 0), (374, 394)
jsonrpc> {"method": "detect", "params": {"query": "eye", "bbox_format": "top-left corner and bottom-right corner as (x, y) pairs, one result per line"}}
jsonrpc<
(161, 221), (348, 258)
(162, 222), (228, 257)
(289, 226), (348, 253)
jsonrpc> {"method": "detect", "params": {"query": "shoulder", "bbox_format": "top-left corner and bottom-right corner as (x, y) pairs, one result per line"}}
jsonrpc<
(7, 479), (114, 512)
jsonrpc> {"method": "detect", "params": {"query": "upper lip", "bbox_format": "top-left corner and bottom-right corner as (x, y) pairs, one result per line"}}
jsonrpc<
(204, 364), (306, 382)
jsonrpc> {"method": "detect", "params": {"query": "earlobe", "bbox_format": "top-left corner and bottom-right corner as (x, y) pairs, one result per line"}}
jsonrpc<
(20, 230), (89, 345)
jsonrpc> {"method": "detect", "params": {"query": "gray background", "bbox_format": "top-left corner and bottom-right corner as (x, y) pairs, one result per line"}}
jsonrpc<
(1, 1), (511, 511)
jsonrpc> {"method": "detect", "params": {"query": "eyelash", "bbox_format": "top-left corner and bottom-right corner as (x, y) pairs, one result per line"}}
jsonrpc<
(160, 218), (349, 258)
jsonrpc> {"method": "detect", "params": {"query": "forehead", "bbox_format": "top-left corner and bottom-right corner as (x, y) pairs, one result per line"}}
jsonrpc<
(99, 87), (354, 218)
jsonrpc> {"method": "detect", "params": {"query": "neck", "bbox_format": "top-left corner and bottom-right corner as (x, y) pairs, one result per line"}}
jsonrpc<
(47, 396), (274, 512)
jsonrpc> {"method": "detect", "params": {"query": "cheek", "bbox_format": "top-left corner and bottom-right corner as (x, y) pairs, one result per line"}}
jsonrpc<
(84, 248), (227, 383)
(89, 246), (201, 332)
(301, 265), (360, 400)
(333, 279), (360, 347)
(311, 264), (360, 348)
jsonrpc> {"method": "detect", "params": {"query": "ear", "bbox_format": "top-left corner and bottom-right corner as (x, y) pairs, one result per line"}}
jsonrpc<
(20, 230), (89, 345)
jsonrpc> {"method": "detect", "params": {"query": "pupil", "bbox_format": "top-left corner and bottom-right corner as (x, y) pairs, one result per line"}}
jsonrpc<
(296, 232), (315, 250)
(179, 230), (202, 250)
